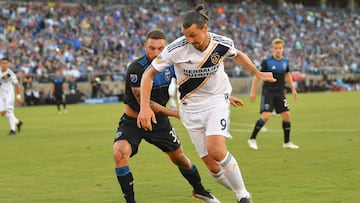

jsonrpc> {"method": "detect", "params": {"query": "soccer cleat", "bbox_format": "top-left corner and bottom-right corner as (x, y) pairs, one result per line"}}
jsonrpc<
(247, 139), (258, 150)
(17, 121), (23, 133)
(283, 142), (299, 149)
(8, 130), (16, 136)
(238, 197), (253, 203)
(192, 190), (220, 203)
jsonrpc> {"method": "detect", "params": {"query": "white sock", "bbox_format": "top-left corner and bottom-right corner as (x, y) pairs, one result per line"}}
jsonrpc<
(7, 110), (19, 131)
(217, 152), (250, 200)
(210, 169), (232, 190)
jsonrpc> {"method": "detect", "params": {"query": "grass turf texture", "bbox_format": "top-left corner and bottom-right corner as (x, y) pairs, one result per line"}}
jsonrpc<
(0, 91), (359, 203)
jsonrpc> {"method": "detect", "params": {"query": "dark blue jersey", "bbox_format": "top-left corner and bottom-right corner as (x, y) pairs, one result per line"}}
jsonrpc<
(123, 55), (175, 112)
(260, 56), (289, 96)
(52, 76), (65, 95)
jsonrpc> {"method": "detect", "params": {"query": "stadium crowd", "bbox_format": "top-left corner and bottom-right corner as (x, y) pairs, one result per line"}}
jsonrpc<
(0, 0), (359, 98)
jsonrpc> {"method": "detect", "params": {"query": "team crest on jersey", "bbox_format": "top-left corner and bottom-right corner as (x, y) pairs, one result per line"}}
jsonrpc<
(210, 52), (220, 64)
(282, 63), (287, 70)
(164, 69), (171, 81)
(130, 74), (138, 83)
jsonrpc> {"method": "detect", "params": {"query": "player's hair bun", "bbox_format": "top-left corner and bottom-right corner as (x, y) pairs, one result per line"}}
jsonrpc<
(195, 4), (209, 21)
(195, 4), (205, 12)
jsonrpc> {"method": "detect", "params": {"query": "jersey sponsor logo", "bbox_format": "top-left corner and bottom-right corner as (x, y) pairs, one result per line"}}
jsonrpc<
(130, 74), (138, 83)
(183, 64), (219, 78)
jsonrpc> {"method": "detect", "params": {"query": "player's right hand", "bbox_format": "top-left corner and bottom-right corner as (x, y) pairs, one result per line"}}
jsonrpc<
(137, 107), (157, 131)
(249, 93), (256, 102)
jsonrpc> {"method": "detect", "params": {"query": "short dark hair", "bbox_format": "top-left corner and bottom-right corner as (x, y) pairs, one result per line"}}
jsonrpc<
(183, 4), (209, 29)
(0, 57), (9, 61)
(146, 29), (167, 41)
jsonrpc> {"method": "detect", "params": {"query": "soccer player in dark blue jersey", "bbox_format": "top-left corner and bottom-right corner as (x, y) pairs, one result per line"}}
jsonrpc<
(112, 29), (219, 203)
(50, 70), (67, 114)
(248, 38), (299, 150)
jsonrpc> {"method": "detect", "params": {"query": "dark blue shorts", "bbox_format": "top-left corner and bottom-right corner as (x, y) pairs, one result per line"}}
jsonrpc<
(113, 114), (181, 157)
(260, 94), (289, 114)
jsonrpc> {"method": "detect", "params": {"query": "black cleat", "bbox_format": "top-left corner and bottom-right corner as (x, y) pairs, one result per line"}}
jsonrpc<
(17, 121), (23, 133)
(239, 197), (253, 203)
(8, 130), (16, 136)
(192, 189), (220, 203)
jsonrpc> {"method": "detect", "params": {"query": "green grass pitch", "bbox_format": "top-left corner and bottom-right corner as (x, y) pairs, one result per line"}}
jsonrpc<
(0, 91), (359, 203)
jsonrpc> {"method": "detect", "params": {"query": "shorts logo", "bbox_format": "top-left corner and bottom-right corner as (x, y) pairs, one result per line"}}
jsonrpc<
(115, 132), (123, 139)
(130, 74), (138, 83)
(210, 52), (220, 64)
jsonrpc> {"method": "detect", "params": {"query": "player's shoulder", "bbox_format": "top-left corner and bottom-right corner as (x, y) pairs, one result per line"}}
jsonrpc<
(210, 32), (233, 47)
(166, 36), (188, 53)
(128, 56), (148, 72)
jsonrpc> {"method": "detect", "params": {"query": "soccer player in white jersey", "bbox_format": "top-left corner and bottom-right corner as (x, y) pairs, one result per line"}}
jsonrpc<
(137, 5), (276, 203)
(0, 57), (23, 135)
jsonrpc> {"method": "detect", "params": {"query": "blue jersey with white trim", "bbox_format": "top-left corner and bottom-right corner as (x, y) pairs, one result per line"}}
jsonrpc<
(260, 56), (289, 96)
(124, 55), (175, 112)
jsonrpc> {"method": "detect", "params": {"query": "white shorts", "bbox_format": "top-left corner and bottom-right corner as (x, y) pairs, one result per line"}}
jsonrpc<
(179, 100), (232, 158)
(0, 93), (14, 112)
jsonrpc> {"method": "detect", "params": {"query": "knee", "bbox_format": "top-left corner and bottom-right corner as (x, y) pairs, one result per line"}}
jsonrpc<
(113, 141), (131, 165)
(173, 154), (191, 168)
(202, 155), (221, 173)
(282, 112), (291, 121)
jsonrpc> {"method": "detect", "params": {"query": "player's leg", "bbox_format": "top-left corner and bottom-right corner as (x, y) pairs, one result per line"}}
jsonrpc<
(248, 95), (273, 150)
(3, 97), (20, 134)
(205, 102), (252, 202)
(55, 95), (62, 113)
(276, 97), (299, 149)
(62, 94), (67, 113)
(166, 146), (220, 202)
(113, 115), (141, 203)
(148, 124), (219, 203)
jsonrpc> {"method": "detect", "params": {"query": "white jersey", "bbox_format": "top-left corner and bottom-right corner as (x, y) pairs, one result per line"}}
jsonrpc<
(152, 32), (236, 112)
(0, 68), (18, 97)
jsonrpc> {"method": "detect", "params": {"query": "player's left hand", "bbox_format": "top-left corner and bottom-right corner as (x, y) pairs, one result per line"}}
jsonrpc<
(230, 96), (245, 107)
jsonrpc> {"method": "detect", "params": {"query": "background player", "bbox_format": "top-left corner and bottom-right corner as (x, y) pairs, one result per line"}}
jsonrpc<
(50, 69), (67, 114)
(0, 57), (23, 135)
(248, 38), (299, 150)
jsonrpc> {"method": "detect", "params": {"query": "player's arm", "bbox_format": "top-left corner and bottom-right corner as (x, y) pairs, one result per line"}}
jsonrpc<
(232, 50), (276, 83)
(249, 76), (259, 102)
(131, 88), (179, 118)
(285, 72), (298, 100)
(50, 82), (54, 95)
(137, 66), (158, 130)
(14, 83), (22, 102)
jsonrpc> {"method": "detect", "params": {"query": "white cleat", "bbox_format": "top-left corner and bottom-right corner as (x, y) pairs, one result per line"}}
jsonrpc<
(282, 142), (299, 149)
(247, 139), (258, 150)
